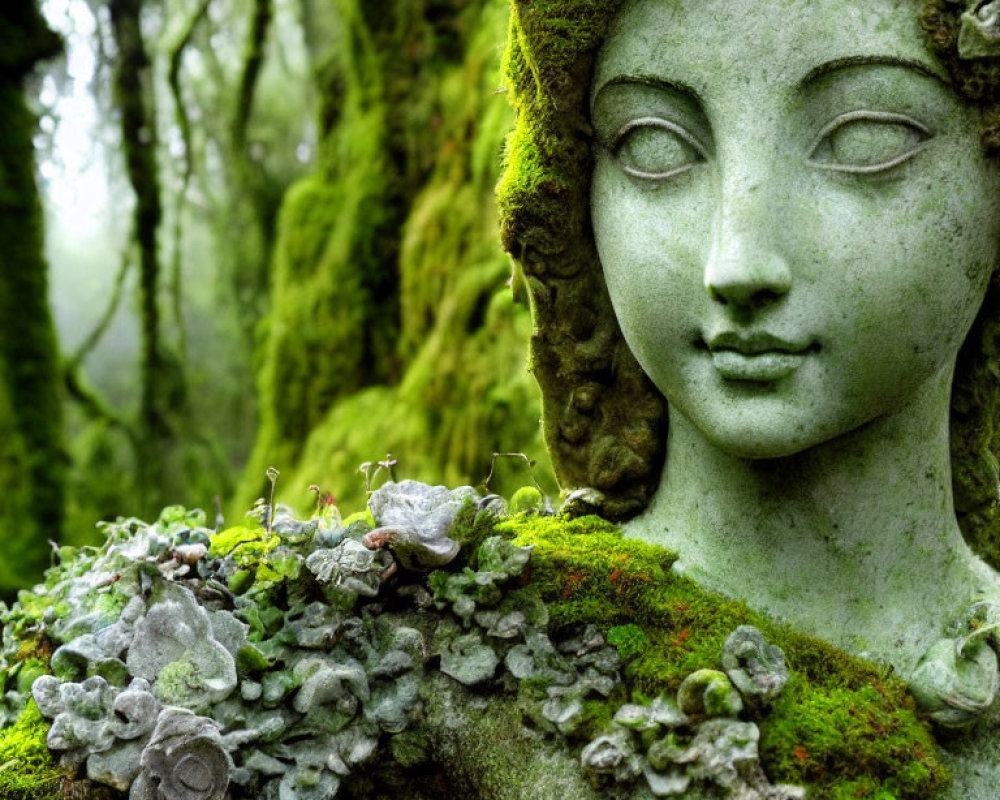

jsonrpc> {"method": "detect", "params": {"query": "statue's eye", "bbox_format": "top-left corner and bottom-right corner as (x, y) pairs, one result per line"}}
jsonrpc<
(808, 111), (931, 174)
(611, 117), (706, 180)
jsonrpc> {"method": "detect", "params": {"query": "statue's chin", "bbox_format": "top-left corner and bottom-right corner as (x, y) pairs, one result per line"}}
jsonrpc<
(664, 397), (883, 464)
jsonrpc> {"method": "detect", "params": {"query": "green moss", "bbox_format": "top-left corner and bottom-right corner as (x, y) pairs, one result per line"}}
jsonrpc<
(14, 658), (48, 696)
(501, 515), (948, 799)
(0, 701), (62, 800)
(508, 485), (544, 514)
(237, 0), (556, 516)
(606, 623), (649, 663)
(761, 679), (942, 797)
(153, 660), (200, 707)
(496, 0), (671, 522)
(390, 730), (431, 768)
(209, 523), (270, 558)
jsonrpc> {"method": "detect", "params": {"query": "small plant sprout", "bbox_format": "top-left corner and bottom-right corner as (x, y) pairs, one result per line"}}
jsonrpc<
(309, 483), (340, 520)
(377, 453), (399, 482)
(480, 452), (546, 497)
(265, 466), (280, 536)
(358, 462), (376, 494)
(359, 454), (400, 494)
(212, 496), (225, 531)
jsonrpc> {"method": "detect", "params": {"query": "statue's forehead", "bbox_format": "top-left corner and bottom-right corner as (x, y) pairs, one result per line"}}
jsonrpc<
(592, 0), (946, 98)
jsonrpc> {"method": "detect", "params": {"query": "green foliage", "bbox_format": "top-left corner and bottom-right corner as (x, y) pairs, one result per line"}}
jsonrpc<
(761, 679), (941, 797)
(154, 659), (202, 707)
(238, 0), (555, 515)
(508, 485), (544, 514)
(209, 523), (270, 559)
(0, 498), (950, 798)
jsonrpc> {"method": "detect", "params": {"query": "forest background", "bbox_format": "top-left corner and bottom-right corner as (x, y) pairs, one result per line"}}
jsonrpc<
(0, 0), (556, 597)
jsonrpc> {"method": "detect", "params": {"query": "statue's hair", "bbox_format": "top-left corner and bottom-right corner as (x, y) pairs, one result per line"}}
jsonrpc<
(497, 0), (1000, 565)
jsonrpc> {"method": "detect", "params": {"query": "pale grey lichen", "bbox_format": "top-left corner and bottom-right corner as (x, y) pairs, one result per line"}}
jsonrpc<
(285, 602), (345, 650)
(9, 499), (433, 799)
(127, 581), (240, 712)
(33, 674), (117, 756)
(292, 656), (369, 715)
(578, 630), (801, 799)
(50, 594), (146, 683)
(428, 536), (535, 628)
(113, 679), (162, 740)
(6, 485), (807, 800)
(32, 673), (162, 787)
(580, 729), (638, 779)
(959, 0), (1000, 59)
(130, 707), (232, 800)
(677, 669), (744, 717)
(614, 696), (688, 732)
(559, 487), (608, 518)
(506, 631), (577, 685)
(722, 625), (788, 706)
(305, 539), (392, 598)
(364, 480), (478, 569)
(910, 635), (1000, 728)
(438, 630), (499, 686)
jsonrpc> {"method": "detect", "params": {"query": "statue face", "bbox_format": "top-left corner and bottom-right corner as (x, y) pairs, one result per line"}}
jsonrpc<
(591, 0), (1000, 459)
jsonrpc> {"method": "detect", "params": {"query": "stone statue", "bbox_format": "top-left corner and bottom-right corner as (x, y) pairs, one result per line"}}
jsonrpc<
(8, 2), (1000, 799)
(498, 0), (1000, 795)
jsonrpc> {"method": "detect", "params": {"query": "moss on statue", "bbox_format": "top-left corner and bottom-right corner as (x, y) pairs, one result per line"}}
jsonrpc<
(496, 0), (1000, 566)
(239, 0), (554, 513)
(496, 514), (947, 799)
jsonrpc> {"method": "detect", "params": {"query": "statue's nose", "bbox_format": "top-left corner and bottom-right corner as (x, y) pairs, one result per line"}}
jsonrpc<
(704, 184), (792, 309)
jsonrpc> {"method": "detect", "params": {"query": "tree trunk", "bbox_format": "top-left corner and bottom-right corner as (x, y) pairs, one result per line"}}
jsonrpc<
(0, 1), (65, 596)
(108, 0), (186, 513)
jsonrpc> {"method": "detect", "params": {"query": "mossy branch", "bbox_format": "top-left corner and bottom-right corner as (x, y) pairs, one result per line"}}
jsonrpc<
(64, 231), (132, 374)
(110, 0), (186, 509)
(232, 0), (273, 154)
(165, 0), (212, 360)
(61, 364), (138, 449)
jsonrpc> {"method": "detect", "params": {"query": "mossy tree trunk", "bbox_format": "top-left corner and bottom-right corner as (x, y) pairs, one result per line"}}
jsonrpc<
(109, 0), (188, 513)
(214, 0), (282, 341)
(237, 0), (555, 512)
(230, 0), (277, 307)
(0, 2), (64, 596)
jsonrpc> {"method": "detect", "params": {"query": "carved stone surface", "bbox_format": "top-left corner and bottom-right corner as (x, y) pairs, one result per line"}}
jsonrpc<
(499, 0), (1000, 792)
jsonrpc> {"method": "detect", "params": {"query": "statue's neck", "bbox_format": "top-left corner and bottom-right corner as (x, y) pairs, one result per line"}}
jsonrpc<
(625, 367), (994, 677)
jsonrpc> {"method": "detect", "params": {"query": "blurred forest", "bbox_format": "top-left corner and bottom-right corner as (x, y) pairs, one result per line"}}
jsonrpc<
(1, 0), (555, 596)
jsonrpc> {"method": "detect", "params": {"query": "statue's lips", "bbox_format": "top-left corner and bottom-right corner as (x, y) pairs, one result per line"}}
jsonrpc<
(700, 333), (817, 382)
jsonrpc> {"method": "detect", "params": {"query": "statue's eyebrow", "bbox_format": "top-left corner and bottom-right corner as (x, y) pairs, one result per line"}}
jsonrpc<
(800, 55), (950, 88)
(592, 74), (701, 105)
